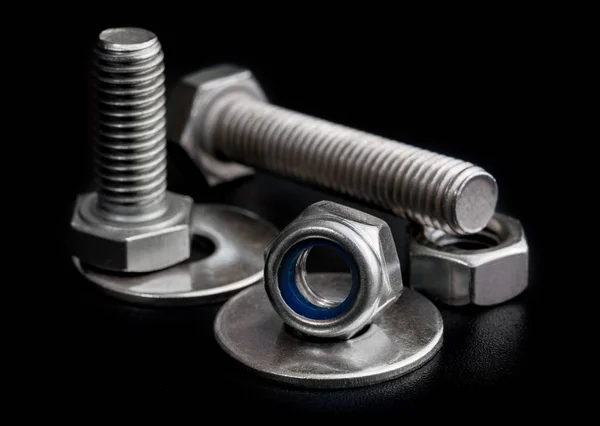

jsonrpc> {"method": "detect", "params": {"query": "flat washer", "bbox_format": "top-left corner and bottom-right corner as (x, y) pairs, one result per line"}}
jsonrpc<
(214, 273), (443, 388)
(73, 204), (278, 306)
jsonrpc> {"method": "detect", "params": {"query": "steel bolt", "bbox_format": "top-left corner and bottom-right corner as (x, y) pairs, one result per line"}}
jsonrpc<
(71, 28), (192, 273)
(94, 27), (169, 219)
(170, 66), (498, 235)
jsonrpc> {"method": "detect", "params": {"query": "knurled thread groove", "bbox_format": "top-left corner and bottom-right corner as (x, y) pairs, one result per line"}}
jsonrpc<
(403, 151), (439, 225)
(374, 142), (401, 209)
(416, 156), (457, 229)
(93, 35), (167, 212)
(213, 95), (490, 233)
(426, 159), (468, 229)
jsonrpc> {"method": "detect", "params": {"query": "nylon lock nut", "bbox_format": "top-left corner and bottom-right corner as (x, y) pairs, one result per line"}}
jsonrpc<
(215, 201), (443, 388)
(263, 201), (403, 340)
(409, 212), (529, 306)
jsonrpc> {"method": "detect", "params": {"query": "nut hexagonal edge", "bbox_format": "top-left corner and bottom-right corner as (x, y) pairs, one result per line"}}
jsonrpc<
(291, 201), (403, 305)
(409, 213), (529, 306)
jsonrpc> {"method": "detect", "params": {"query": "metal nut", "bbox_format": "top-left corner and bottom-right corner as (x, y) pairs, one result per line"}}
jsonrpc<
(167, 64), (266, 186)
(71, 192), (193, 272)
(409, 213), (528, 306)
(264, 201), (403, 340)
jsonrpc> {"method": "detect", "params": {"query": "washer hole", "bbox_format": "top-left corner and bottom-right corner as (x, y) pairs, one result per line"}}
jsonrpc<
(295, 245), (353, 308)
(188, 234), (216, 262)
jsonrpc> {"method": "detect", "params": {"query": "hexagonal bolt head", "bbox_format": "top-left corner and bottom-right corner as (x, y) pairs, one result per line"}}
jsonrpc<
(264, 201), (403, 339)
(70, 192), (193, 273)
(409, 213), (528, 306)
(167, 64), (267, 186)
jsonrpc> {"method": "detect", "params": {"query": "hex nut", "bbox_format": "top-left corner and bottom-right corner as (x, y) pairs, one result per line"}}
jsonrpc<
(167, 64), (267, 186)
(409, 213), (528, 306)
(264, 201), (403, 339)
(71, 191), (193, 273)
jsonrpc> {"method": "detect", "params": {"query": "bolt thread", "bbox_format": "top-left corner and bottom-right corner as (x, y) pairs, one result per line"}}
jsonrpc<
(212, 95), (497, 235)
(93, 28), (167, 217)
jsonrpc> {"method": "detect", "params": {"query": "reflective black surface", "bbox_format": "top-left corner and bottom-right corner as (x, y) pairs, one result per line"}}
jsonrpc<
(48, 167), (545, 413)
(34, 19), (557, 414)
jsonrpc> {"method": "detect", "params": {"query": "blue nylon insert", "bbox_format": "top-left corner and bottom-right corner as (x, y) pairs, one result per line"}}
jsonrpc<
(277, 239), (359, 320)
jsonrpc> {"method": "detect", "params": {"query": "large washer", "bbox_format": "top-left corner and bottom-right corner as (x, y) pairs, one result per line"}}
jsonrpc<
(74, 204), (278, 306)
(215, 273), (443, 388)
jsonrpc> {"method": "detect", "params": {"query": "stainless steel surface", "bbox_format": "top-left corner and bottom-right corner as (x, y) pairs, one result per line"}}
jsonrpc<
(73, 204), (278, 306)
(168, 64), (498, 235)
(215, 273), (443, 389)
(168, 65), (262, 186)
(94, 27), (168, 218)
(409, 212), (528, 306)
(71, 27), (193, 272)
(71, 191), (192, 272)
(264, 201), (402, 340)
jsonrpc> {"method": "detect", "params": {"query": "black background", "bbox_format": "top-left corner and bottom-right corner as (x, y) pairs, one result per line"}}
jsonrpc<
(25, 11), (565, 414)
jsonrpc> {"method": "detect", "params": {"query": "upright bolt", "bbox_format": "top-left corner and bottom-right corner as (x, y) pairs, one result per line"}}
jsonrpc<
(71, 28), (192, 273)
(170, 66), (497, 236)
(94, 27), (168, 220)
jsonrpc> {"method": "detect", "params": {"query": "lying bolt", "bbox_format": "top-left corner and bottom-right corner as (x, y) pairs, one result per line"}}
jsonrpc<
(169, 64), (497, 235)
